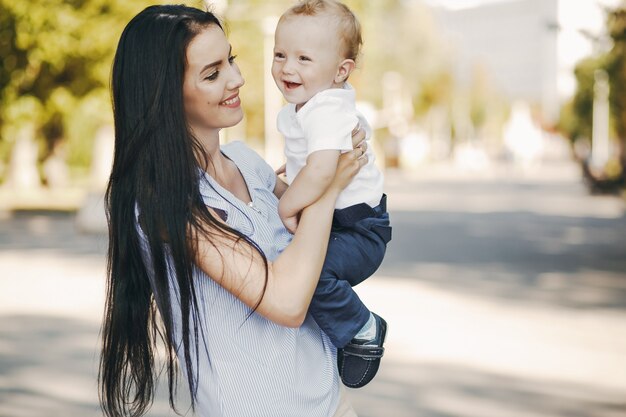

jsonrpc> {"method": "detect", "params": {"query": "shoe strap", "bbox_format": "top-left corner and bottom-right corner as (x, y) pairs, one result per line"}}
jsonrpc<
(342, 344), (384, 359)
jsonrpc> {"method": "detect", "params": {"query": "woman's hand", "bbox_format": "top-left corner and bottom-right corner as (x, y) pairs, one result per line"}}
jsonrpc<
(351, 123), (366, 149)
(324, 121), (368, 193)
(330, 142), (368, 192)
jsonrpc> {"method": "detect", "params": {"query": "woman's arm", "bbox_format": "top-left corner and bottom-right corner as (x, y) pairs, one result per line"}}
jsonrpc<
(193, 148), (367, 327)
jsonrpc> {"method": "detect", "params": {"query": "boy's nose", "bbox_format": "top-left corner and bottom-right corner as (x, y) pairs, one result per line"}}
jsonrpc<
(282, 61), (294, 75)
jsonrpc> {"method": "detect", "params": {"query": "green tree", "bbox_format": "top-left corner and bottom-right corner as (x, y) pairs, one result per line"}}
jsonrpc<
(559, 1), (626, 183)
(606, 3), (626, 171)
(0, 0), (157, 179)
(558, 56), (607, 145)
(354, 0), (451, 112)
(0, 0), (456, 180)
(222, 0), (291, 144)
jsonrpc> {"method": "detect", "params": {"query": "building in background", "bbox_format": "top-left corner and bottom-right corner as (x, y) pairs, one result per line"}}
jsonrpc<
(426, 0), (620, 126)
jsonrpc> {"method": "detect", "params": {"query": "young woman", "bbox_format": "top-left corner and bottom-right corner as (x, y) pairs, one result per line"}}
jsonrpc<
(99, 4), (366, 417)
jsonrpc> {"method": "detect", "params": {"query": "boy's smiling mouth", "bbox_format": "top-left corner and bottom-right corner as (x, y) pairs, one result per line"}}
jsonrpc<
(284, 81), (301, 90)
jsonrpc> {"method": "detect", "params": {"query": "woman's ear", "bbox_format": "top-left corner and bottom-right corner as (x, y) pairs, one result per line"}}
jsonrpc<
(335, 59), (356, 83)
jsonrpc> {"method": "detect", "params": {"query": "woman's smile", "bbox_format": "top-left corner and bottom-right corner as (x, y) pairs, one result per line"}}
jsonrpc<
(220, 93), (241, 108)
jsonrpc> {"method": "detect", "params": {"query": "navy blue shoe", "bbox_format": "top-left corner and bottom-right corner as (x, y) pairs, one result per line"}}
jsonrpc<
(337, 312), (387, 388)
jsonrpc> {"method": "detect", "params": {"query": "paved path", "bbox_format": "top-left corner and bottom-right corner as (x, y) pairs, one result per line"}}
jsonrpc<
(0, 155), (625, 417)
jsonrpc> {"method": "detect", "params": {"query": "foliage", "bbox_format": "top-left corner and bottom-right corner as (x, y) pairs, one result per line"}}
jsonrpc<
(0, 0), (158, 174)
(0, 0), (463, 179)
(606, 3), (626, 163)
(559, 1), (626, 174)
(354, 0), (451, 111)
(557, 56), (607, 144)
(222, 0), (290, 144)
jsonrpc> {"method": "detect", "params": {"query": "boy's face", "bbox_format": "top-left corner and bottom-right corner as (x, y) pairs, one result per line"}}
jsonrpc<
(272, 14), (345, 108)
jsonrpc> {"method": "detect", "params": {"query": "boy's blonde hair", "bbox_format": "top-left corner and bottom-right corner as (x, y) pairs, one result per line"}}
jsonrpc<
(280, 0), (362, 62)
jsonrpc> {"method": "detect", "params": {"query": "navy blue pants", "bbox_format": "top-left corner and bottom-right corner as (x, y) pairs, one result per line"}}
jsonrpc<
(309, 194), (392, 348)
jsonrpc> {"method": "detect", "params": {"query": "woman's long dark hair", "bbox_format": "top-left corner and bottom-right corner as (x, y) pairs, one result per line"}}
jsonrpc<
(99, 5), (266, 416)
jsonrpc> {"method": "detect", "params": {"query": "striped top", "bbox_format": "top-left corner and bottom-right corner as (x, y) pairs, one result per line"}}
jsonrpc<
(138, 141), (340, 417)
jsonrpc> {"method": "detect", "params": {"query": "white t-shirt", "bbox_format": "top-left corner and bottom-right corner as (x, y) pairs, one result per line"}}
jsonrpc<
(277, 83), (384, 209)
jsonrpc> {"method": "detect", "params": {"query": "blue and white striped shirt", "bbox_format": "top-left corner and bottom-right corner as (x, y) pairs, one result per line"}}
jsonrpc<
(140, 141), (340, 417)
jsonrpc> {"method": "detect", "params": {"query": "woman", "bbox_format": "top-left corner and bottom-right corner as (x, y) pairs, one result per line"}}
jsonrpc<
(99, 4), (367, 417)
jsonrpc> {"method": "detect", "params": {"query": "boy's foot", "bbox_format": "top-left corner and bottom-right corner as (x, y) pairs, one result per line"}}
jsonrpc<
(337, 312), (387, 388)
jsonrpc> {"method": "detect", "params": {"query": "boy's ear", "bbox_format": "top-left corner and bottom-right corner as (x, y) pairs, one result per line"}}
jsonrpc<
(335, 59), (356, 83)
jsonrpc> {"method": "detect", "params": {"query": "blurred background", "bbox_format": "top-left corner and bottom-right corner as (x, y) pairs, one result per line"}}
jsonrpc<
(0, 0), (625, 416)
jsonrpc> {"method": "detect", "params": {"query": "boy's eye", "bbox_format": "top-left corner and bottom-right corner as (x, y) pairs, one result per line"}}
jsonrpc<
(299, 55), (311, 61)
(274, 52), (285, 59)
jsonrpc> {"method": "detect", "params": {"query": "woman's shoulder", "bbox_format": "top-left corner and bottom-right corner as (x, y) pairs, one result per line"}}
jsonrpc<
(222, 140), (275, 189)
(224, 140), (272, 169)
(222, 140), (261, 161)
(222, 139), (248, 152)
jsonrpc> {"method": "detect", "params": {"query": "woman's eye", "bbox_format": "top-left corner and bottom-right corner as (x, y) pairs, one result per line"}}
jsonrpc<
(205, 71), (219, 81)
(228, 54), (237, 64)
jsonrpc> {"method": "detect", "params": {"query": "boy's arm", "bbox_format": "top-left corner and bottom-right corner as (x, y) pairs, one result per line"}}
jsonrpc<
(273, 163), (289, 199)
(278, 149), (340, 221)
(273, 175), (289, 199)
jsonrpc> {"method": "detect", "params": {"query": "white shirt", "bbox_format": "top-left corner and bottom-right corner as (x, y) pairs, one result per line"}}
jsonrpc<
(277, 83), (384, 209)
(137, 141), (340, 417)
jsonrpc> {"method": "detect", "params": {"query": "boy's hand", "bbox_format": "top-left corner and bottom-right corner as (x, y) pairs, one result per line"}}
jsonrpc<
(275, 163), (287, 176)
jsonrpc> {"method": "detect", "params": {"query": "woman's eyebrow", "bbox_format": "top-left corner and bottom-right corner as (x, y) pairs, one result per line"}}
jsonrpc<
(200, 59), (222, 74)
(199, 46), (232, 74)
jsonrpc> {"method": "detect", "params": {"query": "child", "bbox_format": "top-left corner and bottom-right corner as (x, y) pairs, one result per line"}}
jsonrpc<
(271, 0), (392, 388)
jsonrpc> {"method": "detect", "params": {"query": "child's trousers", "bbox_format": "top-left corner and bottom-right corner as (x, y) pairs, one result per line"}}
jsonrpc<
(309, 194), (392, 348)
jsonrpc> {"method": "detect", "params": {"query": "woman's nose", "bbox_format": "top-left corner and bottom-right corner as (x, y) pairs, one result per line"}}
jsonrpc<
(227, 64), (245, 89)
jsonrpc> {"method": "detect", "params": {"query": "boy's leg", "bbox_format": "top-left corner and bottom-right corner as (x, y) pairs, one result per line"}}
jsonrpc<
(338, 312), (387, 389)
(320, 223), (390, 388)
(328, 196), (393, 388)
(309, 213), (391, 346)
(308, 195), (392, 387)
(309, 197), (392, 347)
(308, 234), (372, 348)
(335, 212), (391, 287)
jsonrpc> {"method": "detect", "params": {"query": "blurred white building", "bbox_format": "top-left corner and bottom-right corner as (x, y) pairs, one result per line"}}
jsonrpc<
(425, 0), (620, 125)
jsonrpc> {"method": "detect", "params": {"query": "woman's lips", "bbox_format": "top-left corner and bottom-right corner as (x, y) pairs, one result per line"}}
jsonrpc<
(220, 94), (240, 107)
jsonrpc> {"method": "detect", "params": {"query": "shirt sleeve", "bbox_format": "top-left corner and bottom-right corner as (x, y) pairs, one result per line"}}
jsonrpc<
(298, 96), (358, 155)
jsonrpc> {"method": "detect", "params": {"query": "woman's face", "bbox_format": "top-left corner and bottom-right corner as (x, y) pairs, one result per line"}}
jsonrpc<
(183, 25), (245, 137)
